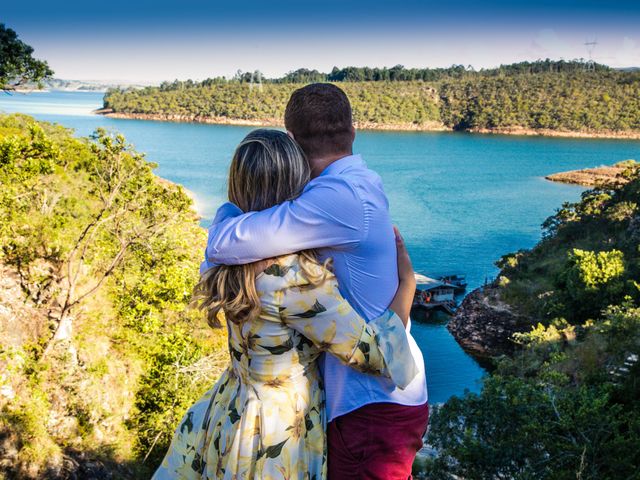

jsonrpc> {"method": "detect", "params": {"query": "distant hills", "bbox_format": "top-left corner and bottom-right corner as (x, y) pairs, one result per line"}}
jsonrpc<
(25, 78), (154, 92)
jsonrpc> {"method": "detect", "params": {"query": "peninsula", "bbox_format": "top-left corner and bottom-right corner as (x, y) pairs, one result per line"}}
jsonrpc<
(546, 160), (638, 186)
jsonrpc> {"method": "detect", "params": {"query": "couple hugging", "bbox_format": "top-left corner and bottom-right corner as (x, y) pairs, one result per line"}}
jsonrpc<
(154, 84), (429, 480)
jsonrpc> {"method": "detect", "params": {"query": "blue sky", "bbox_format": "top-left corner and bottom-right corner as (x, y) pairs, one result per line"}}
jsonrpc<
(3, 0), (639, 82)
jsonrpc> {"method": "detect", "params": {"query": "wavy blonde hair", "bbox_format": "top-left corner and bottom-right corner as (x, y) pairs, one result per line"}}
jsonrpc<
(194, 129), (328, 327)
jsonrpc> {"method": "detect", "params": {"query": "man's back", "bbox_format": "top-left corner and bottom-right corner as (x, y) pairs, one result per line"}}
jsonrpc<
(315, 155), (397, 318)
(313, 155), (427, 421)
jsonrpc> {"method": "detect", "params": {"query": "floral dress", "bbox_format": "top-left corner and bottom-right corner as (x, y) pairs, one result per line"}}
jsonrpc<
(153, 253), (418, 480)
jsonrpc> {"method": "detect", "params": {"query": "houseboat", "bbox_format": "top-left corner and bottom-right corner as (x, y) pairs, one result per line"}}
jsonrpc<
(412, 274), (457, 315)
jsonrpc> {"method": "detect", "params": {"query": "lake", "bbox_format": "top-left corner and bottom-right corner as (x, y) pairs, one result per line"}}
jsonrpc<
(2, 90), (639, 403)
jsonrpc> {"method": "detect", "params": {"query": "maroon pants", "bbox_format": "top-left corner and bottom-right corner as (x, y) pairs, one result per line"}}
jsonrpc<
(327, 402), (429, 480)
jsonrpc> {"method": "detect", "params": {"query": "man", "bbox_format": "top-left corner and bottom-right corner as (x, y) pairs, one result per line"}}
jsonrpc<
(202, 83), (428, 479)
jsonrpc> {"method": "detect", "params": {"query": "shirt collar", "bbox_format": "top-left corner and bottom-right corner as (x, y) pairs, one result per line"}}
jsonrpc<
(319, 154), (365, 177)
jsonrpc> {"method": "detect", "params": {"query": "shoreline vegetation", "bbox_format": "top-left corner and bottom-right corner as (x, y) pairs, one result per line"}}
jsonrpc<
(100, 60), (640, 140)
(422, 161), (640, 478)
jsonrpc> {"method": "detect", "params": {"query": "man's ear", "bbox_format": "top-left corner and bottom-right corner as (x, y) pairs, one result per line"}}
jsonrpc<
(350, 126), (356, 143)
(286, 130), (296, 140)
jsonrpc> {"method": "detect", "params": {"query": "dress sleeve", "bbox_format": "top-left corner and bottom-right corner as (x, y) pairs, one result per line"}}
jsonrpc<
(278, 274), (419, 389)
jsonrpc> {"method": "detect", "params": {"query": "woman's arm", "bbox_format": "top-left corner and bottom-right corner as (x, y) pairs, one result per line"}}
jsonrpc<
(388, 227), (416, 327)
(279, 268), (418, 389)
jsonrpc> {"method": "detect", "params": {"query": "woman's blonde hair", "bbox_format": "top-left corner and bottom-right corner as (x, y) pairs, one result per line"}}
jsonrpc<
(194, 129), (328, 327)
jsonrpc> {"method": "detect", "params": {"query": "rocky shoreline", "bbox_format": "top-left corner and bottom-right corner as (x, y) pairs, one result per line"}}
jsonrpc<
(94, 109), (640, 138)
(448, 284), (532, 360)
(469, 126), (640, 140)
(94, 109), (447, 132)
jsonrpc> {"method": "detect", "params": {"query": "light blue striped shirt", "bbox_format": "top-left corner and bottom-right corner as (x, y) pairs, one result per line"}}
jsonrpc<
(202, 154), (428, 421)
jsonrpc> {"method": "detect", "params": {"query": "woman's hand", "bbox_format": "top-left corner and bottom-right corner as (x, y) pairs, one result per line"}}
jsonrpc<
(394, 226), (416, 285)
(389, 227), (416, 326)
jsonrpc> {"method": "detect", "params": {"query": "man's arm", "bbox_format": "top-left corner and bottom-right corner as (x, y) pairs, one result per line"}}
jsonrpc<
(204, 176), (366, 266)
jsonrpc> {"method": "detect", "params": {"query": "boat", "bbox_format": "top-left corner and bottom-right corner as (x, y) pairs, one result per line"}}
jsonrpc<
(412, 273), (457, 315)
(436, 274), (467, 293)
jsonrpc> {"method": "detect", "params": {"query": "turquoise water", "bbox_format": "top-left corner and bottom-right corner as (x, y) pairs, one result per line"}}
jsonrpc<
(3, 91), (640, 403)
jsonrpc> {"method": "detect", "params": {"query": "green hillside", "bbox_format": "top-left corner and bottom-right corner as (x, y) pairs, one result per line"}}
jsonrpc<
(0, 114), (227, 478)
(419, 163), (640, 478)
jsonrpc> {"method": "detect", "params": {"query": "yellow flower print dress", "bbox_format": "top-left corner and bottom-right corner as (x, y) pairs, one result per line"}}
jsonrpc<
(153, 253), (418, 480)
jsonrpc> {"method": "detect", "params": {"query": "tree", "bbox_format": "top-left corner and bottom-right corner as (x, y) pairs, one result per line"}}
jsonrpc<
(555, 249), (626, 322)
(0, 124), (193, 358)
(0, 24), (53, 91)
(0, 115), (226, 477)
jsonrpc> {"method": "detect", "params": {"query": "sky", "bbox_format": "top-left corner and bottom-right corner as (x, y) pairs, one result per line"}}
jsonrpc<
(3, 0), (640, 83)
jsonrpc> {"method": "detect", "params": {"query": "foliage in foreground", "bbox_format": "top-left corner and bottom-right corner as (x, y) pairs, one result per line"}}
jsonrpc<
(422, 305), (640, 479)
(0, 114), (226, 478)
(421, 166), (640, 478)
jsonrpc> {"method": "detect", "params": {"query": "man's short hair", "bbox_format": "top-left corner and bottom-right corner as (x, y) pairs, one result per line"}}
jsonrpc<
(284, 83), (353, 159)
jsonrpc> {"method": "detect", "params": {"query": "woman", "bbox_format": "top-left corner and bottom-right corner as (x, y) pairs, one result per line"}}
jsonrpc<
(153, 130), (418, 480)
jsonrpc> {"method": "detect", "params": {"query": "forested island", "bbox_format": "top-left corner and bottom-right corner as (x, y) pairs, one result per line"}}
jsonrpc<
(101, 60), (640, 138)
